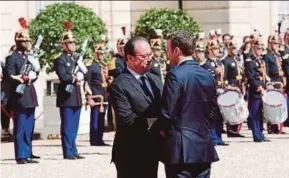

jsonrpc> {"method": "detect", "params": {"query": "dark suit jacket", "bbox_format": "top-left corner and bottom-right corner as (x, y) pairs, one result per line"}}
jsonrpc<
(5, 50), (38, 110)
(109, 68), (163, 165)
(54, 52), (82, 107)
(161, 60), (219, 164)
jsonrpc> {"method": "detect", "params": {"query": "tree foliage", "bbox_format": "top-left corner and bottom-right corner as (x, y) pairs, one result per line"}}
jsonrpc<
(29, 2), (108, 73)
(134, 8), (200, 40)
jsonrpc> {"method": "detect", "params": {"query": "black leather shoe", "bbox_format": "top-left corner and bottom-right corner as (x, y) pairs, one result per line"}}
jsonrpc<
(227, 133), (245, 138)
(91, 142), (110, 146)
(16, 159), (27, 164)
(26, 159), (39, 163)
(216, 141), (229, 146)
(254, 139), (263, 142)
(263, 138), (271, 142)
(64, 156), (77, 160)
(31, 154), (41, 159)
(75, 155), (85, 159)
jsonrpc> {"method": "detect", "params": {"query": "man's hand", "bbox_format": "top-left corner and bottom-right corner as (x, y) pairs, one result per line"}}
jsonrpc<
(257, 86), (265, 93)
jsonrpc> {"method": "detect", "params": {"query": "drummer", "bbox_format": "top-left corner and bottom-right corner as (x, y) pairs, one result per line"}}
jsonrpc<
(264, 33), (285, 134)
(222, 40), (245, 138)
(246, 39), (270, 142)
(201, 39), (229, 146)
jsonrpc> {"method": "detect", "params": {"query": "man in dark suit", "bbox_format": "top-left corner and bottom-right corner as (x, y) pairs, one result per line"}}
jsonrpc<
(161, 30), (219, 178)
(54, 21), (85, 160)
(6, 18), (39, 164)
(110, 36), (163, 178)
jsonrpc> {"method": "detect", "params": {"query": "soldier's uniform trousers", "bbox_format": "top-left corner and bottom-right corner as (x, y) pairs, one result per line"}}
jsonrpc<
(248, 95), (265, 141)
(60, 107), (81, 158)
(210, 108), (225, 145)
(14, 108), (35, 160)
(90, 105), (107, 145)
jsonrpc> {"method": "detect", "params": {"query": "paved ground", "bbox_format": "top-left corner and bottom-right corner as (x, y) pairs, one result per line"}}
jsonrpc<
(1, 126), (289, 178)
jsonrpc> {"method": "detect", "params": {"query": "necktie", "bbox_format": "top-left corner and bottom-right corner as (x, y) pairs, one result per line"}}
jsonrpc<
(140, 76), (154, 100)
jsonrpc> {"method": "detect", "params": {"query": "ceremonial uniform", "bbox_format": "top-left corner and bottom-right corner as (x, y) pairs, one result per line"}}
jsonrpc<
(86, 39), (108, 146)
(264, 35), (284, 134)
(246, 56), (268, 142)
(1, 59), (12, 136)
(281, 44), (289, 126)
(222, 51), (245, 137)
(54, 21), (84, 159)
(149, 29), (169, 83)
(6, 18), (39, 164)
(107, 27), (129, 131)
(202, 58), (226, 145)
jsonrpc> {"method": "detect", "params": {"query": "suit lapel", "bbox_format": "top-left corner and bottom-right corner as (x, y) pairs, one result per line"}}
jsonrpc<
(124, 70), (152, 103)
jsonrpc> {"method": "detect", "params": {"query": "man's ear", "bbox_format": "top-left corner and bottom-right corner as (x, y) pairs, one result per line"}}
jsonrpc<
(127, 54), (134, 61)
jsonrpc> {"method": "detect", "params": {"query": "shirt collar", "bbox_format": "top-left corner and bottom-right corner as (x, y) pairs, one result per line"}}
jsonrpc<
(177, 56), (194, 66)
(127, 66), (147, 80)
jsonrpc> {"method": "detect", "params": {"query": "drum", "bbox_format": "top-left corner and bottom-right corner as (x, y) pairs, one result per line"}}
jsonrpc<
(262, 90), (288, 124)
(217, 90), (249, 125)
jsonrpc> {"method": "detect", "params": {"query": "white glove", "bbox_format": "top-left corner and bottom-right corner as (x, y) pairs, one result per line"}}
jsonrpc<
(28, 71), (37, 80)
(28, 55), (40, 72)
(76, 72), (84, 81)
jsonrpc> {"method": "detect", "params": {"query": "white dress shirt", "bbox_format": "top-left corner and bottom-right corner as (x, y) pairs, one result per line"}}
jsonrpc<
(177, 56), (194, 66)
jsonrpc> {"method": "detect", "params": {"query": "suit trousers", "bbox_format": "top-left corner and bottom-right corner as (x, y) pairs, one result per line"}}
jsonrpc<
(248, 96), (265, 141)
(115, 160), (159, 178)
(90, 105), (107, 145)
(13, 108), (35, 160)
(60, 107), (81, 158)
(165, 163), (211, 178)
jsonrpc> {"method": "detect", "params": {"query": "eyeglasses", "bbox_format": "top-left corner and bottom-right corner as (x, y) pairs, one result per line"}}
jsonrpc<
(135, 52), (153, 59)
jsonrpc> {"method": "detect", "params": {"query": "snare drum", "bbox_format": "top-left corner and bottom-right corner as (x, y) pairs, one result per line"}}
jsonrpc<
(217, 90), (249, 125)
(262, 90), (288, 124)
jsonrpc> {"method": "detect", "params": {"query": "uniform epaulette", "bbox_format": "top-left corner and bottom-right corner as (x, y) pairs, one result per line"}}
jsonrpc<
(107, 57), (116, 71)
(245, 58), (252, 62)
(283, 54), (289, 60)
(85, 59), (93, 66)
(53, 53), (62, 60)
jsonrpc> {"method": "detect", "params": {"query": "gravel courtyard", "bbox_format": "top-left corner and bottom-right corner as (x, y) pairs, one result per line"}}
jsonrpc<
(1, 127), (289, 178)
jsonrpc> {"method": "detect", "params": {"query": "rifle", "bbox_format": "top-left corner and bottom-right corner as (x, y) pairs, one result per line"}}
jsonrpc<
(13, 35), (43, 95)
(65, 37), (89, 94)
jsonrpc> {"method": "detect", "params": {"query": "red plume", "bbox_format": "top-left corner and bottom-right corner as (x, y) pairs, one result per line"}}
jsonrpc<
(210, 34), (216, 40)
(18, 17), (28, 29)
(121, 26), (126, 36)
(63, 21), (72, 31)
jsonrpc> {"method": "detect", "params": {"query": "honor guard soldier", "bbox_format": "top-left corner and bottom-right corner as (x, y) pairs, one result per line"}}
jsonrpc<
(202, 40), (229, 146)
(106, 26), (129, 131)
(1, 45), (16, 138)
(281, 28), (289, 127)
(264, 33), (285, 134)
(193, 38), (206, 66)
(54, 21), (85, 160)
(246, 40), (270, 142)
(85, 35), (109, 146)
(222, 40), (246, 137)
(108, 26), (129, 79)
(6, 18), (40, 164)
(149, 29), (168, 83)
